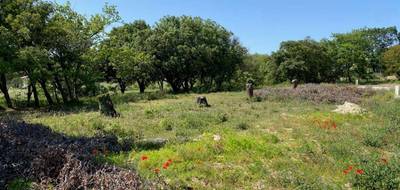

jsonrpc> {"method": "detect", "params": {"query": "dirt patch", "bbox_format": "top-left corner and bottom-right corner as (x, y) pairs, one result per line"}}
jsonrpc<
(255, 84), (375, 104)
(0, 120), (141, 189)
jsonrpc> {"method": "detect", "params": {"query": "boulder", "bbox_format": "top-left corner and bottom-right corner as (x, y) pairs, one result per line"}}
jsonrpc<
(196, 96), (210, 107)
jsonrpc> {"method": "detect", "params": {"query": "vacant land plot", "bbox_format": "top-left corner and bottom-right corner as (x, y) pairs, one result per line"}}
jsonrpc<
(1, 85), (399, 189)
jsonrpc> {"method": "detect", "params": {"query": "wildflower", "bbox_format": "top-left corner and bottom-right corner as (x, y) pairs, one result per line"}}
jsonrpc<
(154, 168), (160, 174)
(343, 165), (353, 175)
(332, 122), (337, 129)
(162, 161), (170, 169)
(141, 155), (149, 161)
(167, 159), (173, 163)
(356, 169), (364, 175)
(381, 158), (388, 164)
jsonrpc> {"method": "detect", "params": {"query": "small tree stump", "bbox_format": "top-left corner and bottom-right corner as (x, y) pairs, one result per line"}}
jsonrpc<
(291, 79), (299, 89)
(98, 94), (119, 117)
(246, 80), (254, 98)
(196, 96), (210, 107)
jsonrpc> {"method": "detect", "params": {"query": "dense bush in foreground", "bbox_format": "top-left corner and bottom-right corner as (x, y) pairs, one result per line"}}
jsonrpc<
(0, 120), (141, 189)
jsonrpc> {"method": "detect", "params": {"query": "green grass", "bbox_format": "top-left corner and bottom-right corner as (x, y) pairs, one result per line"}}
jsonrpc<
(1, 88), (399, 189)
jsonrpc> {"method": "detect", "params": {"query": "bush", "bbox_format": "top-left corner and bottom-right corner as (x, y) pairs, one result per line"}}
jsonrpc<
(159, 119), (174, 131)
(217, 113), (228, 123)
(237, 122), (250, 130)
(255, 84), (375, 104)
(363, 133), (385, 148)
(351, 156), (400, 189)
(6, 178), (32, 190)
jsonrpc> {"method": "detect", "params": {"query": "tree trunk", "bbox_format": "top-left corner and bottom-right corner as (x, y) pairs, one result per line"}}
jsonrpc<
(64, 75), (74, 101)
(52, 81), (60, 104)
(27, 84), (32, 106)
(47, 63), (68, 103)
(31, 81), (40, 108)
(117, 78), (126, 94)
(170, 83), (180, 93)
(53, 75), (68, 103)
(0, 73), (12, 108)
(138, 81), (145, 94)
(39, 80), (54, 105)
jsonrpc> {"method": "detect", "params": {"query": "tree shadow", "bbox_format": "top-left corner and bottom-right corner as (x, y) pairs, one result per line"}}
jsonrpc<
(111, 91), (177, 105)
(0, 120), (141, 189)
(0, 91), (178, 118)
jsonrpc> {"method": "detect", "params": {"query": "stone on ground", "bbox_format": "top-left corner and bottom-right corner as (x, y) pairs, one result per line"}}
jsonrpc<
(196, 96), (210, 107)
(333, 101), (366, 114)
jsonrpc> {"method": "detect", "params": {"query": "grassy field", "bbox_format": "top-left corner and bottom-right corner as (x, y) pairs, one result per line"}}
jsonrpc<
(1, 87), (400, 189)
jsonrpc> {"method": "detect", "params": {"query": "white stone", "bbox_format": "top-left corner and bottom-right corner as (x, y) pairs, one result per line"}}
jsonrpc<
(213, 134), (221, 141)
(333, 102), (365, 114)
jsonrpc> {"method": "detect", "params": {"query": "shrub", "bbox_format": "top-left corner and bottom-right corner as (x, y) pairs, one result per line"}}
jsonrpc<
(6, 178), (32, 190)
(363, 133), (385, 148)
(217, 113), (228, 123)
(159, 119), (174, 131)
(255, 84), (375, 104)
(350, 156), (400, 189)
(237, 122), (250, 130)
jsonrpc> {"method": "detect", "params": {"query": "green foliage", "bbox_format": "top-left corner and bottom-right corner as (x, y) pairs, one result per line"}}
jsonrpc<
(232, 53), (270, 88)
(267, 38), (337, 84)
(266, 27), (399, 84)
(149, 16), (247, 92)
(236, 122), (250, 130)
(382, 45), (400, 77)
(351, 156), (400, 190)
(6, 178), (32, 190)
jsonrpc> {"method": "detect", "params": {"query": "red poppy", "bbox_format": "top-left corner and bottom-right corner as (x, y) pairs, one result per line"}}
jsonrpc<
(154, 168), (160, 174)
(141, 155), (149, 161)
(381, 158), (388, 164)
(356, 169), (364, 175)
(162, 162), (170, 169)
(343, 165), (353, 175)
(332, 122), (337, 129)
(167, 159), (173, 163)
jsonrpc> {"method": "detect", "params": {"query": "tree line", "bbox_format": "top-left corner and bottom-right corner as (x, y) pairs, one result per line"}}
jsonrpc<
(1, 0), (400, 108)
(0, 0), (246, 108)
(265, 27), (400, 84)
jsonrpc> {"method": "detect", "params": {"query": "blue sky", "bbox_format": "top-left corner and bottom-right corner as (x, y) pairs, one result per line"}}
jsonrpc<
(54, 0), (400, 54)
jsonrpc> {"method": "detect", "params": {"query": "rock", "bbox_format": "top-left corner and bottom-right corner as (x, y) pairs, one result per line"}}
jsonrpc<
(213, 134), (221, 141)
(98, 94), (119, 117)
(196, 96), (210, 107)
(386, 75), (398, 81)
(333, 102), (366, 114)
